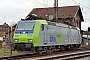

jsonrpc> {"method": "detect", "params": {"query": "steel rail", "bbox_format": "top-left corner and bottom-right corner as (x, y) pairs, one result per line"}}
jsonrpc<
(33, 50), (90, 60)
(0, 49), (90, 60)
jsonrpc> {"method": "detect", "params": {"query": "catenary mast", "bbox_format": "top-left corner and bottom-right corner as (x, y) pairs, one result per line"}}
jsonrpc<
(54, 0), (58, 23)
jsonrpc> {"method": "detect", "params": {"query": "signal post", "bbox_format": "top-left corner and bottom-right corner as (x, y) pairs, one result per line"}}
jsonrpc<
(10, 26), (13, 55)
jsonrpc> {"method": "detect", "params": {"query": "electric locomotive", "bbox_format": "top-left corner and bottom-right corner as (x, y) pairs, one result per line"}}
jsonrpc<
(13, 20), (82, 54)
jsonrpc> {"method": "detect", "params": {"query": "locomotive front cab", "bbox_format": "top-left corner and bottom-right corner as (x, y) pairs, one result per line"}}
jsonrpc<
(13, 20), (36, 51)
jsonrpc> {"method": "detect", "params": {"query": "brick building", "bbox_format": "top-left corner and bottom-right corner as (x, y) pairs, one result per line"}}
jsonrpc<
(0, 23), (9, 47)
(25, 5), (84, 31)
(0, 23), (9, 41)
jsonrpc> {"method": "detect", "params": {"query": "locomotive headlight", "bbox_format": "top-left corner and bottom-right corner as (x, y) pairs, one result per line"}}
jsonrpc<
(15, 40), (18, 42)
(28, 39), (32, 42)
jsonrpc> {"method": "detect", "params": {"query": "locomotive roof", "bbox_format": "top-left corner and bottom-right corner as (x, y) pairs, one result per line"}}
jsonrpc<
(19, 20), (36, 22)
(18, 20), (48, 25)
(47, 21), (78, 30)
(18, 20), (78, 30)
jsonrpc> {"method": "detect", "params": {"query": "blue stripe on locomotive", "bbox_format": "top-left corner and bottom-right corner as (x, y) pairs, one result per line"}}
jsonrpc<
(15, 30), (34, 34)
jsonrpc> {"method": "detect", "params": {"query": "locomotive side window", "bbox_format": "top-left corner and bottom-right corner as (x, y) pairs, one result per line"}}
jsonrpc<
(41, 24), (44, 31)
(33, 24), (35, 29)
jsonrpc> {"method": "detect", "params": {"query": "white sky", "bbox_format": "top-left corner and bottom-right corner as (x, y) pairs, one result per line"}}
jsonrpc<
(0, 0), (90, 30)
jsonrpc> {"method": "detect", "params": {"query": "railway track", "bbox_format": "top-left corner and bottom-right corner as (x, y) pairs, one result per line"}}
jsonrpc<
(33, 50), (90, 60)
(0, 47), (90, 60)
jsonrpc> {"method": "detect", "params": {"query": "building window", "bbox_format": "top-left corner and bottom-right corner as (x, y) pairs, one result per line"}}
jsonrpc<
(0, 28), (2, 29)
(6, 28), (8, 29)
(3, 32), (5, 33)
(49, 15), (53, 20)
(74, 18), (76, 23)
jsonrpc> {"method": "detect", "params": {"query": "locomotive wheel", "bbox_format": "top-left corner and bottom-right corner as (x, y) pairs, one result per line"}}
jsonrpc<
(76, 44), (80, 48)
(37, 50), (43, 55)
(46, 47), (52, 54)
(44, 47), (48, 53)
(70, 45), (74, 49)
(68, 45), (71, 50)
(51, 47), (54, 52)
(73, 45), (77, 49)
(60, 46), (65, 50)
(71, 45), (76, 49)
(64, 45), (69, 50)
(46, 50), (51, 54)
(35, 47), (43, 55)
(78, 44), (81, 48)
(58, 46), (61, 50)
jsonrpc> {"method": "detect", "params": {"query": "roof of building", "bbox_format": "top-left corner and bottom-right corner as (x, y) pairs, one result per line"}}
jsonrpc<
(26, 5), (84, 21)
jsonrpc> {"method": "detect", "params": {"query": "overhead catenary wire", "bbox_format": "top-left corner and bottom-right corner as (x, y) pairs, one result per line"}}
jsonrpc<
(43, 0), (48, 7)
(71, 0), (90, 10)
(27, 0), (48, 7)
(34, 0), (48, 7)
(70, 0), (90, 22)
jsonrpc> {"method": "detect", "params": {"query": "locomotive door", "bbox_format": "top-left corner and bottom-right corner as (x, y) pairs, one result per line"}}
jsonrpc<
(42, 24), (48, 45)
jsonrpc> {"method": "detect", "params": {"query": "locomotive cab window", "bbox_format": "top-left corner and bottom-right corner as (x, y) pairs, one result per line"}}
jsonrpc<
(41, 24), (44, 31)
(16, 22), (35, 30)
